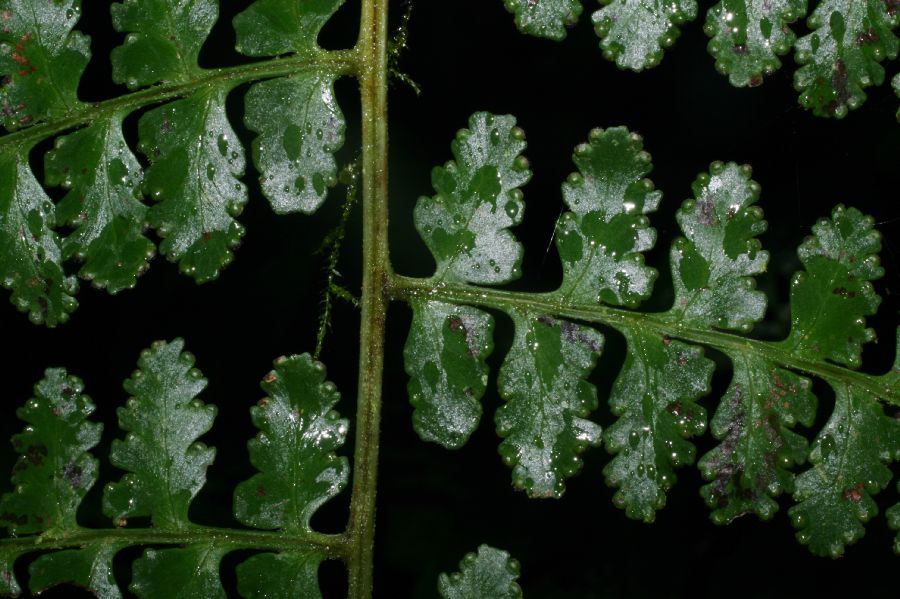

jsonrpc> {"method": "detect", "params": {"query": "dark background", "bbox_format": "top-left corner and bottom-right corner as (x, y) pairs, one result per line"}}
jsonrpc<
(1, 1), (899, 597)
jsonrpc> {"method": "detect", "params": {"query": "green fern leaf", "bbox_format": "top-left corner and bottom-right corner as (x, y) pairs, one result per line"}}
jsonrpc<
(236, 0), (347, 215)
(234, 353), (349, 532)
(502, 0), (583, 40)
(132, 545), (227, 599)
(404, 300), (494, 449)
(46, 116), (153, 293)
(111, 0), (215, 88)
(894, 71), (900, 120)
(794, 0), (900, 117)
(415, 112), (532, 285)
(699, 359), (815, 522)
(556, 126), (660, 307)
(139, 91), (247, 282)
(667, 162), (768, 332)
(592, 0), (699, 70)
(496, 311), (603, 498)
(889, 490), (900, 554)
(789, 382), (900, 557)
(0, 369), (100, 536)
(103, 339), (216, 530)
(0, 148), (78, 325)
(0, 0), (88, 129)
(0, 340), (348, 597)
(0, 547), (20, 596)
(236, 552), (326, 599)
(233, 354), (348, 599)
(704, 0), (807, 87)
(28, 541), (124, 599)
(244, 75), (345, 214)
(604, 331), (712, 522)
(880, 329), (900, 554)
(233, 0), (344, 57)
(112, 2), (248, 282)
(783, 205), (882, 368)
(438, 545), (522, 599)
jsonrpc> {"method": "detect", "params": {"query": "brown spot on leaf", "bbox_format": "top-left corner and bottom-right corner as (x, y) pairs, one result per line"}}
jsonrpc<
(827, 59), (850, 114)
(856, 27), (879, 46)
(24, 443), (47, 466)
(448, 316), (464, 332)
(842, 482), (864, 502)
(255, 485), (266, 497)
(0, 512), (27, 526)
(263, 371), (277, 384)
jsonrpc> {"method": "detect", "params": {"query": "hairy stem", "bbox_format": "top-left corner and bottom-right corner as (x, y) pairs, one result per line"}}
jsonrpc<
(346, 1), (391, 598)
(390, 275), (899, 406)
(0, 51), (357, 150)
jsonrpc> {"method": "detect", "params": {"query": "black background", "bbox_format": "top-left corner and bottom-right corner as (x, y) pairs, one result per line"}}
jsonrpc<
(1, 1), (899, 597)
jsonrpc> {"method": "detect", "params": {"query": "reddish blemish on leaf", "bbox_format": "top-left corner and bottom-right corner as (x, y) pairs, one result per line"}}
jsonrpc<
(842, 482), (865, 502)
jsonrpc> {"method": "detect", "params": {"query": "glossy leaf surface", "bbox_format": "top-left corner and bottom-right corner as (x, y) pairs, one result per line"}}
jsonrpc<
(699, 358), (815, 523)
(139, 90), (247, 283)
(502, 0), (583, 40)
(794, 0), (900, 117)
(245, 74), (344, 214)
(705, 0), (807, 86)
(603, 330), (712, 522)
(404, 300), (493, 449)
(415, 112), (532, 285)
(556, 126), (660, 307)
(46, 116), (153, 293)
(592, 0), (699, 70)
(438, 545), (522, 599)
(29, 542), (123, 599)
(496, 312), (603, 498)
(0, 369), (100, 535)
(103, 339), (216, 530)
(234, 0), (345, 57)
(789, 383), (900, 557)
(668, 161), (768, 331)
(784, 205), (882, 368)
(236, 552), (324, 599)
(0, 0), (88, 129)
(131, 545), (226, 599)
(234, 354), (349, 533)
(0, 149), (77, 326)
(110, 0), (215, 88)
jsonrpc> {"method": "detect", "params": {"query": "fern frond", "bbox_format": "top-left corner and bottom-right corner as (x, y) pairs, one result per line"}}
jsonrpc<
(398, 112), (899, 556)
(0, 341), (349, 597)
(0, 0), (351, 324)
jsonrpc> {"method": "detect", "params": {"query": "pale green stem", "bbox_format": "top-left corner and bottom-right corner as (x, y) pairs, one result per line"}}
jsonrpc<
(345, 1), (391, 598)
(1, 526), (345, 559)
(390, 275), (899, 406)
